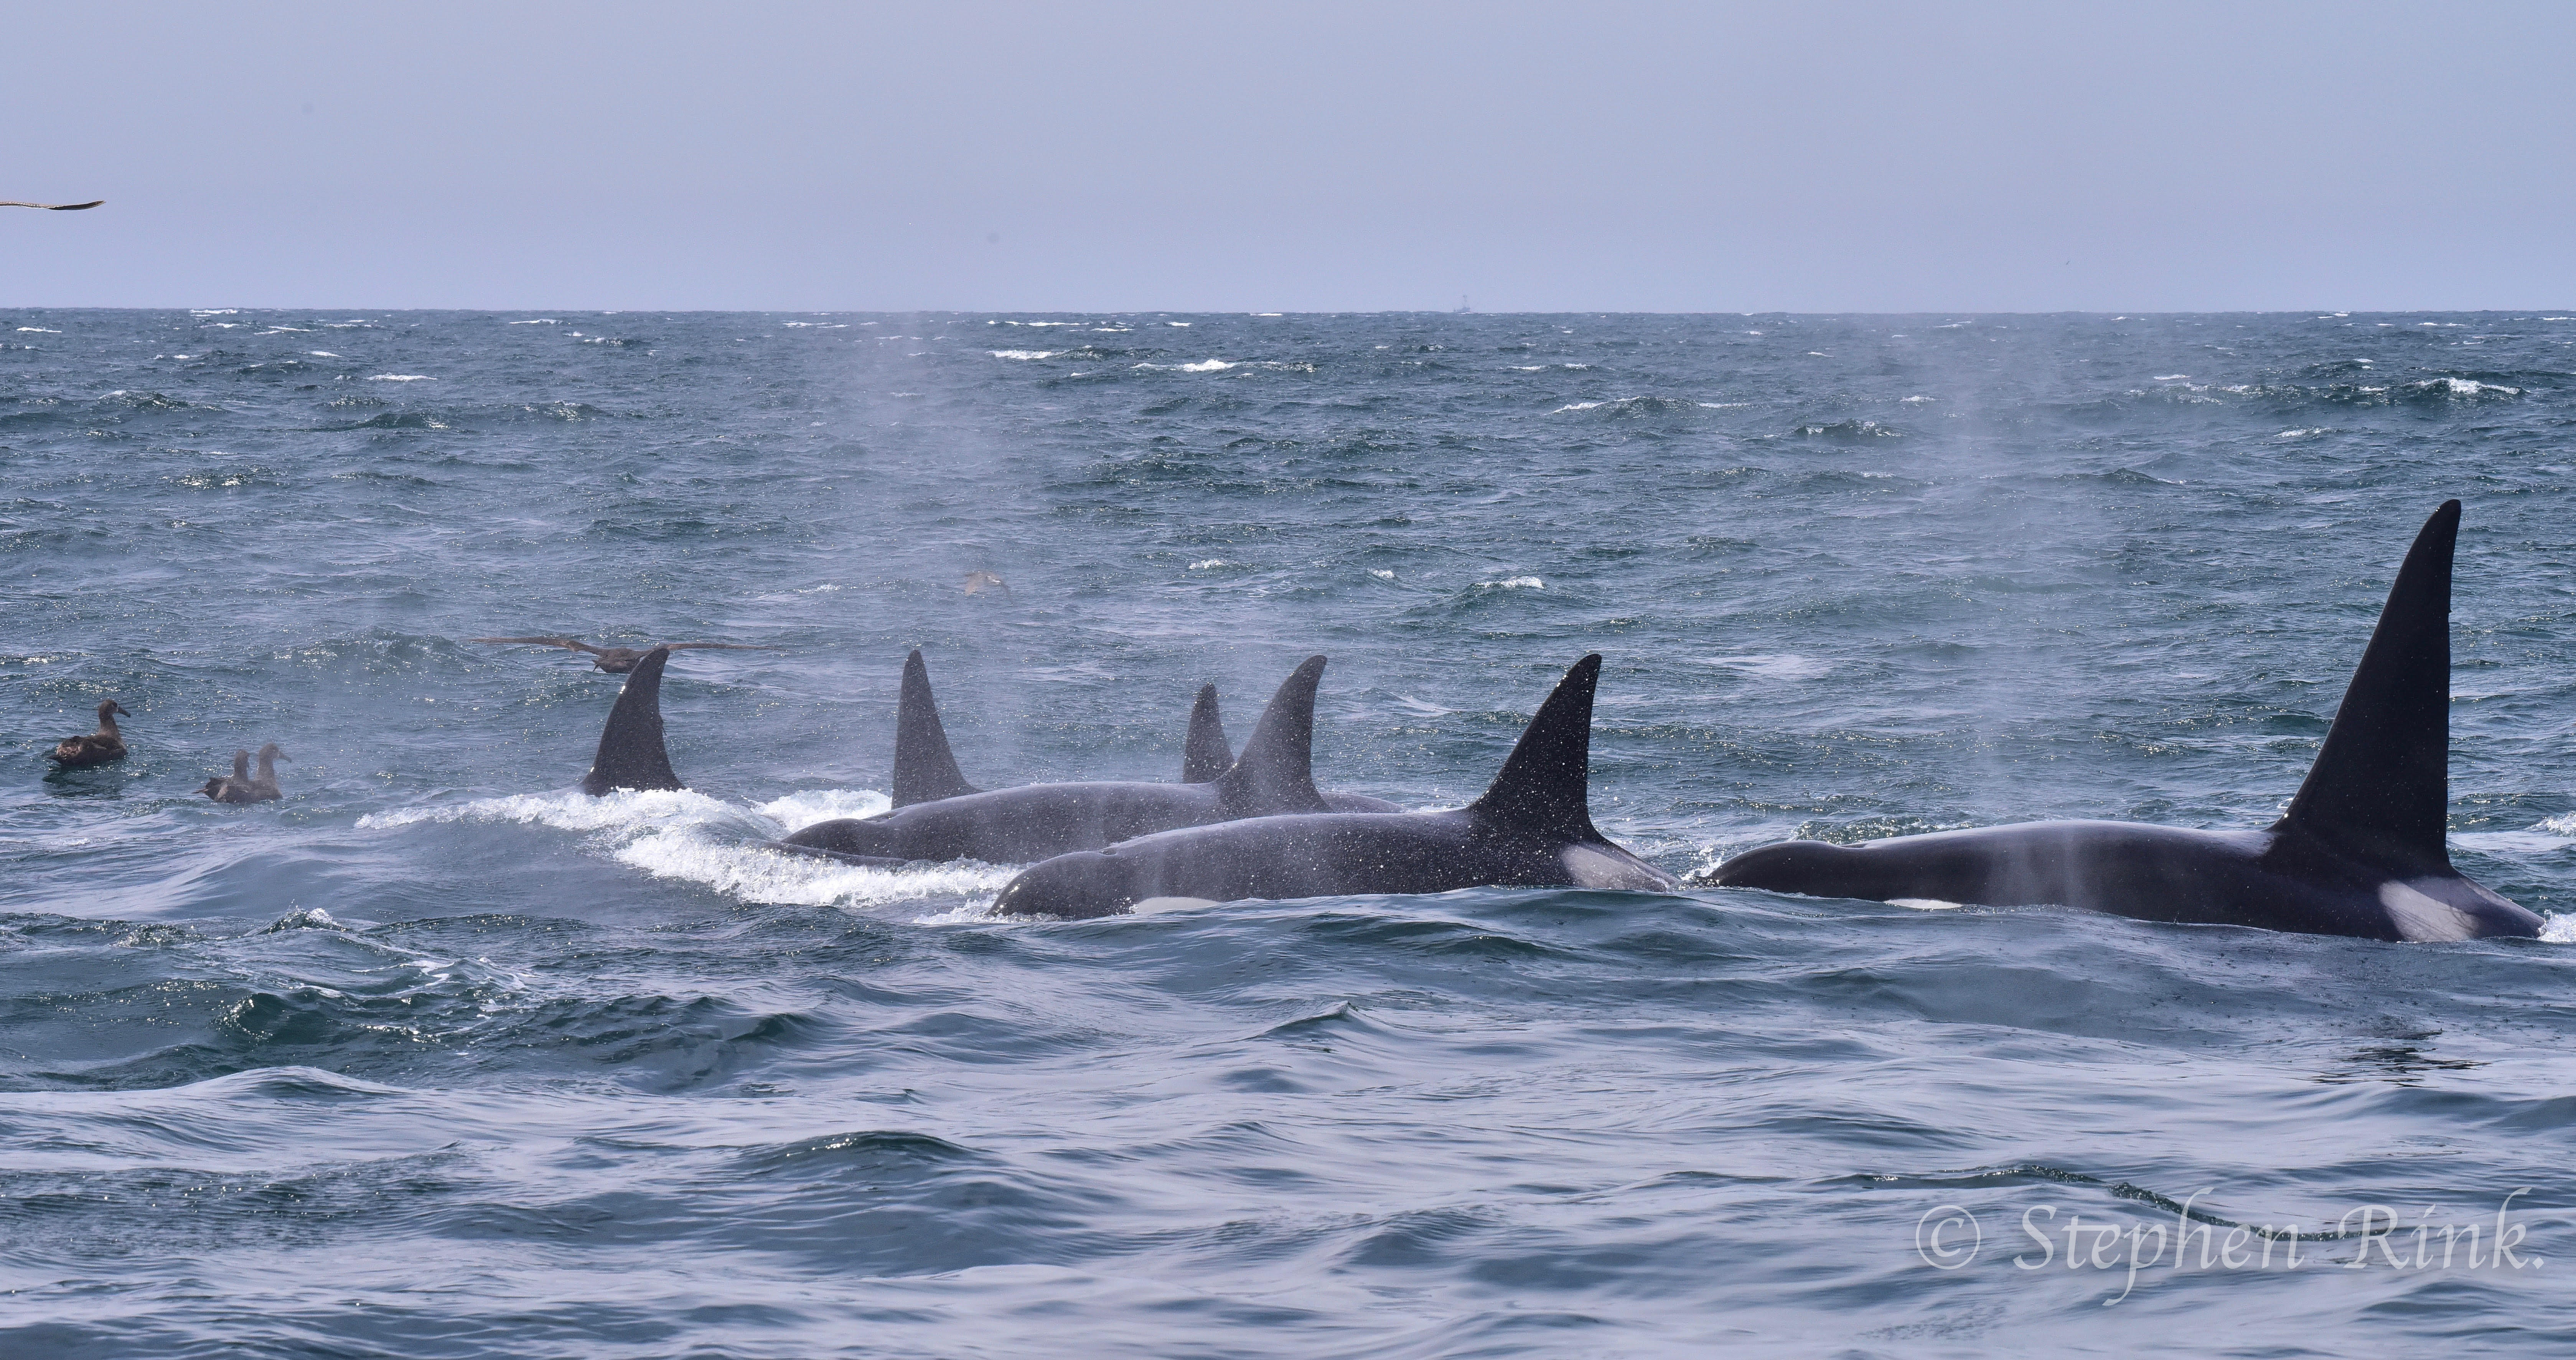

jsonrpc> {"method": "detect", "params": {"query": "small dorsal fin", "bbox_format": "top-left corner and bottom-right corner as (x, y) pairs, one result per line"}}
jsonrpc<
(2271, 500), (2458, 872)
(892, 649), (979, 807)
(1468, 654), (1604, 839)
(1211, 656), (1333, 815)
(1182, 683), (1233, 782)
(582, 647), (684, 795)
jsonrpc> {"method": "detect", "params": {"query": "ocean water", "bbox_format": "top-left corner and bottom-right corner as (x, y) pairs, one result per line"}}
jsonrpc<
(4, 308), (2574, 1357)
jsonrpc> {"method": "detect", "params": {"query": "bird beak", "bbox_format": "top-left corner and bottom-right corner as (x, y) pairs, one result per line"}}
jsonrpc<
(114, 704), (132, 717)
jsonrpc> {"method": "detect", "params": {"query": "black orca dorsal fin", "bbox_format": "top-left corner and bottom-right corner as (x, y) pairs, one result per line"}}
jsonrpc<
(2272, 500), (2459, 871)
(892, 649), (979, 807)
(1468, 654), (1604, 840)
(582, 647), (685, 795)
(1182, 683), (1233, 782)
(1211, 656), (1332, 815)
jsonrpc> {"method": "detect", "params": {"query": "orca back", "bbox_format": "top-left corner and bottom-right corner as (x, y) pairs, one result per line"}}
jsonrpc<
(1209, 657), (1333, 815)
(1182, 683), (1232, 783)
(892, 649), (980, 807)
(582, 647), (684, 795)
(2271, 501), (2458, 874)
(1467, 654), (1605, 841)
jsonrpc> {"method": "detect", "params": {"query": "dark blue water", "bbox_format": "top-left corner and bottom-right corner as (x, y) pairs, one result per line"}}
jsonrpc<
(5, 309), (2574, 1357)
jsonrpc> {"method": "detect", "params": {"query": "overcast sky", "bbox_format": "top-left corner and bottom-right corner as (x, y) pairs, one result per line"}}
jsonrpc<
(5, 1), (2569, 311)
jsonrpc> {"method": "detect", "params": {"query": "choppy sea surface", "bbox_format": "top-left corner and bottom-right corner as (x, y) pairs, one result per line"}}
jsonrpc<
(5, 309), (2574, 1357)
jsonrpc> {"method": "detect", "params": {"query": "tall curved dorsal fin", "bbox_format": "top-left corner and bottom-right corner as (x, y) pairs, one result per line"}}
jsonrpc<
(2271, 500), (2458, 872)
(1468, 654), (1604, 840)
(582, 647), (685, 795)
(1211, 656), (1332, 815)
(892, 649), (980, 807)
(1182, 683), (1233, 783)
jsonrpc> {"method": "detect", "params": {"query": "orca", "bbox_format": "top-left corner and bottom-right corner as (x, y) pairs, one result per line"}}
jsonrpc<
(1707, 501), (2541, 942)
(1182, 681), (1403, 812)
(582, 647), (686, 795)
(891, 649), (981, 808)
(780, 656), (1340, 865)
(1182, 684), (1231, 783)
(988, 654), (1676, 919)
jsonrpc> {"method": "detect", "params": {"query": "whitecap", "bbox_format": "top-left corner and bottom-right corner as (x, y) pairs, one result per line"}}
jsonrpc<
(2543, 914), (2576, 945)
(1900, 395), (1933, 403)
(619, 834), (1014, 908)
(1178, 358), (1233, 372)
(1705, 654), (1832, 681)
(991, 350), (1055, 360)
(308, 351), (340, 358)
(1550, 401), (1602, 413)
(507, 318), (560, 324)
(1370, 569), (1396, 580)
(1476, 576), (1543, 589)
(756, 789), (894, 825)
(2152, 374), (2189, 380)
(16, 327), (61, 333)
(360, 787), (1001, 908)
(1165, 321), (1192, 327)
(366, 374), (432, 382)
(1889, 898), (1965, 911)
(1698, 401), (1751, 409)
(2277, 428), (2327, 439)
(2451, 831), (2572, 855)
(1187, 559), (1229, 570)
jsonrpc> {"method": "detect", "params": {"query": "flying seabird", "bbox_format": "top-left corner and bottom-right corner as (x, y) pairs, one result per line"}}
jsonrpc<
(468, 636), (775, 674)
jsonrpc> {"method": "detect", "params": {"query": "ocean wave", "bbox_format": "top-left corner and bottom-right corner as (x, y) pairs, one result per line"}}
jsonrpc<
(366, 374), (433, 382)
(359, 788), (1008, 909)
(1549, 396), (1702, 417)
(992, 350), (1056, 360)
(1790, 419), (1901, 440)
(1705, 654), (1832, 681)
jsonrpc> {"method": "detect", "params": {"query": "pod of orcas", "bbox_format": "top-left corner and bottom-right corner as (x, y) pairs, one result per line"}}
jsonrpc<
(549, 499), (2543, 941)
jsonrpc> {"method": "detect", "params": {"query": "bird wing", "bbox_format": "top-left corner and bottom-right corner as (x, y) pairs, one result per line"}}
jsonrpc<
(469, 636), (604, 655)
(1, 200), (105, 211)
